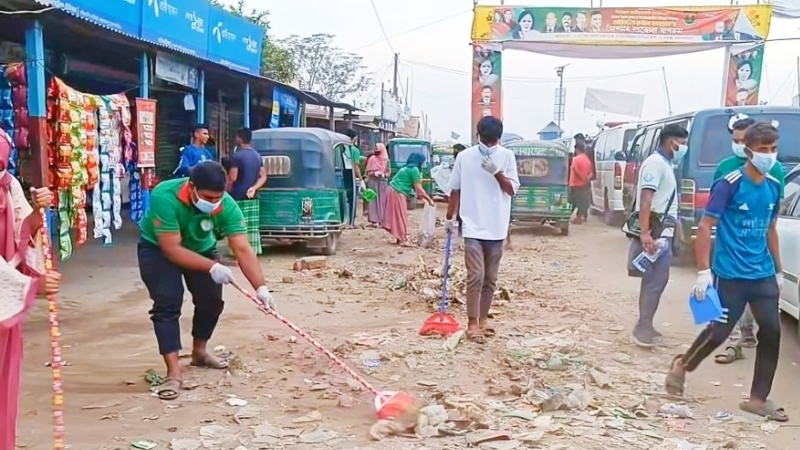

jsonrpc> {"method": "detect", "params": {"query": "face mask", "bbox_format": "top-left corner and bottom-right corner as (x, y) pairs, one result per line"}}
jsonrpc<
(732, 142), (746, 158)
(193, 189), (221, 214)
(748, 151), (777, 174)
(478, 142), (497, 156)
(673, 144), (688, 162)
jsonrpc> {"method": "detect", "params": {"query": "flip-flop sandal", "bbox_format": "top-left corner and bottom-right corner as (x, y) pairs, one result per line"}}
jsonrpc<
(190, 357), (230, 370)
(739, 400), (789, 422)
(481, 327), (497, 337)
(156, 378), (181, 401)
(665, 355), (686, 397)
(466, 330), (486, 344)
(714, 345), (744, 364)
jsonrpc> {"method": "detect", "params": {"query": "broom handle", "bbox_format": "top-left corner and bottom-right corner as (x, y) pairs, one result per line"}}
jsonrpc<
(39, 208), (65, 449)
(439, 229), (452, 314)
(229, 282), (381, 396)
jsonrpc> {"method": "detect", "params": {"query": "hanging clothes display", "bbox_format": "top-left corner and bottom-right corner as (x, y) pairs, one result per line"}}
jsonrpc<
(0, 65), (16, 176)
(126, 141), (144, 223)
(46, 77), (134, 259)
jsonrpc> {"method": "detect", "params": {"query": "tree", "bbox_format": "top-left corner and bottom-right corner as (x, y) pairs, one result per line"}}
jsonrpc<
(281, 34), (375, 103)
(209, 0), (296, 83)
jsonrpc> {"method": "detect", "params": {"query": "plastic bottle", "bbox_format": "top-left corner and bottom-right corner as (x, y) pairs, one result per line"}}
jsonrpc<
(632, 238), (670, 273)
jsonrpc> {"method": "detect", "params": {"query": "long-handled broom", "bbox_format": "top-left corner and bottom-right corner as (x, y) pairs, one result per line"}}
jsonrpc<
(229, 282), (418, 420)
(39, 207), (65, 449)
(419, 229), (460, 336)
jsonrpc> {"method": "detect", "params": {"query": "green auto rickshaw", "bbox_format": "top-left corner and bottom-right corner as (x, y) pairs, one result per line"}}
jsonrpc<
(507, 140), (572, 235)
(387, 138), (433, 208)
(251, 128), (358, 255)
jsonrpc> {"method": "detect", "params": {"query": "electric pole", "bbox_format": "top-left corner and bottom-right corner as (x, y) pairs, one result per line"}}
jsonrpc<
(555, 64), (568, 138)
(392, 53), (399, 97)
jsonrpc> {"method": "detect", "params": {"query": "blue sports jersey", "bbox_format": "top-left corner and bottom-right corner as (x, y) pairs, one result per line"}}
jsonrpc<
(704, 169), (780, 280)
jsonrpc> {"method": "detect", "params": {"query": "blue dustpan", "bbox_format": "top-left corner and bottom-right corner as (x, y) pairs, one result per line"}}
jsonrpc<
(689, 286), (724, 325)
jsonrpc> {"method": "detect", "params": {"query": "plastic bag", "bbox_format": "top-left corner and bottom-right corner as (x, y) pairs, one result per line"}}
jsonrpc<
(417, 204), (437, 248)
(431, 165), (453, 196)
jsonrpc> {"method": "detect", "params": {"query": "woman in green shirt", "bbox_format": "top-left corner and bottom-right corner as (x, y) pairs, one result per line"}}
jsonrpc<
(382, 153), (435, 246)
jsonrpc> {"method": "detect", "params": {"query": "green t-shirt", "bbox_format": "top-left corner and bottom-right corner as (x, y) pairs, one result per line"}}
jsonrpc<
(713, 155), (785, 197)
(390, 166), (421, 196)
(139, 178), (247, 253)
(351, 145), (365, 163)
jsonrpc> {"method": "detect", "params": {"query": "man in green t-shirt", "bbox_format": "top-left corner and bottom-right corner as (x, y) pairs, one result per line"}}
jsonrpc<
(138, 161), (274, 400)
(711, 117), (784, 355)
(714, 117), (785, 195)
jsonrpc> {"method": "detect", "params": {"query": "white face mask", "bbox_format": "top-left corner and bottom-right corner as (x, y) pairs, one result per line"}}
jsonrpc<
(478, 142), (497, 156)
(732, 142), (746, 158)
(749, 151), (777, 174)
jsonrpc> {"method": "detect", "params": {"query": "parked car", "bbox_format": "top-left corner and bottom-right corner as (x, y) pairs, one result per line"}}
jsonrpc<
(777, 165), (800, 337)
(589, 123), (640, 225)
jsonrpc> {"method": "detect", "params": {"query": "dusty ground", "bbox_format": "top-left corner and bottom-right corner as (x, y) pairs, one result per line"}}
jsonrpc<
(15, 209), (800, 450)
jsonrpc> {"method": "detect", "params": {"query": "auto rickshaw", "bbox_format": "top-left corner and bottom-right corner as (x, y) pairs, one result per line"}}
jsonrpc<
(251, 128), (357, 255)
(507, 140), (572, 235)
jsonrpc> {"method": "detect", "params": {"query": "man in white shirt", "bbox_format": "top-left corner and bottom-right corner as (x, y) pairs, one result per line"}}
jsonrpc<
(445, 116), (520, 343)
(626, 124), (688, 347)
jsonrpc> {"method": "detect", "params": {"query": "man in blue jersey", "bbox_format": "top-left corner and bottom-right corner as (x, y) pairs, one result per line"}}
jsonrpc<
(665, 122), (786, 422)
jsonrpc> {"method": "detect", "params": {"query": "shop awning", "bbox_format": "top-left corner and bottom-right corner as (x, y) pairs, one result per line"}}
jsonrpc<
(302, 91), (360, 112)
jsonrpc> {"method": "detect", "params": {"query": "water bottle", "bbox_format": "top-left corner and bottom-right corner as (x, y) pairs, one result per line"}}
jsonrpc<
(632, 238), (669, 273)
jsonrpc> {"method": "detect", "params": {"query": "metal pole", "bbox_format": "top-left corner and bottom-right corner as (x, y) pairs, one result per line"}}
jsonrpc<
(662, 66), (673, 116)
(243, 81), (250, 128)
(392, 53), (399, 97)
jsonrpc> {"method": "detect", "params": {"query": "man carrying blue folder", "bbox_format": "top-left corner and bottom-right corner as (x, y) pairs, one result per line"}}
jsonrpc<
(665, 122), (787, 422)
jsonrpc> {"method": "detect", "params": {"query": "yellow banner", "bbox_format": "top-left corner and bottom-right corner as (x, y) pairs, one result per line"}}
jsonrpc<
(472, 5), (772, 45)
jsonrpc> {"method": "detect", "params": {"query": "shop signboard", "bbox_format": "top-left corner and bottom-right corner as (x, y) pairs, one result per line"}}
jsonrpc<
(135, 98), (157, 168)
(155, 52), (198, 89)
(207, 5), (264, 75)
(140, 0), (209, 58)
(34, 0), (143, 37)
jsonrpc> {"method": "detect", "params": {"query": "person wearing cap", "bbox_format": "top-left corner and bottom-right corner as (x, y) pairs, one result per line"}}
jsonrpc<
(174, 124), (214, 178)
(138, 161), (274, 401)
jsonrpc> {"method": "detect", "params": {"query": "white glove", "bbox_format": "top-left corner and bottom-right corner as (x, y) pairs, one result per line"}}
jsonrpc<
(481, 156), (500, 175)
(693, 269), (713, 300)
(444, 218), (456, 233)
(359, 180), (366, 191)
(209, 263), (235, 285)
(776, 273), (784, 292)
(256, 286), (275, 310)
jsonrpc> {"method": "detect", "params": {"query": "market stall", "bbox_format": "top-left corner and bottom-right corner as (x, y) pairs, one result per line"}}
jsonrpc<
(46, 77), (136, 259)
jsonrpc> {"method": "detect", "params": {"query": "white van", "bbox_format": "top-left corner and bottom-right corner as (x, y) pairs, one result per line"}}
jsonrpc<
(589, 123), (641, 225)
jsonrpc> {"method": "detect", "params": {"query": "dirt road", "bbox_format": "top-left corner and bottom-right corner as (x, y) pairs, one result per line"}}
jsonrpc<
(15, 212), (800, 449)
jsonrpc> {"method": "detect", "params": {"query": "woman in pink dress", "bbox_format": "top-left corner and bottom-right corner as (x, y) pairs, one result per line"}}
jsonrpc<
(365, 143), (391, 226)
(0, 131), (61, 449)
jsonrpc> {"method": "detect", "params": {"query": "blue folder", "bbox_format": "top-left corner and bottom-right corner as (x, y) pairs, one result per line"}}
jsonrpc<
(689, 286), (724, 325)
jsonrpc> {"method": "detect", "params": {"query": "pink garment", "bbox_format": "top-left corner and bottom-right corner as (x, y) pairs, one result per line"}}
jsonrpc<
(0, 133), (39, 449)
(366, 144), (390, 176)
(382, 187), (409, 242)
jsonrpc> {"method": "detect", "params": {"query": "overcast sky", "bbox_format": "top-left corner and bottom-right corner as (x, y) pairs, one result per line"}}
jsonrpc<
(237, 0), (800, 141)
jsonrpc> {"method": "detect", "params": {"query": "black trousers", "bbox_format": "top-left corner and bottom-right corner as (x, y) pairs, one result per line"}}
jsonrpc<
(570, 185), (590, 219)
(682, 275), (781, 400)
(138, 240), (224, 355)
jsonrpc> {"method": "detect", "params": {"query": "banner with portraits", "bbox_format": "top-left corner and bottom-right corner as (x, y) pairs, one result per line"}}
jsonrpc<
(723, 43), (764, 107)
(471, 43), (502, 144)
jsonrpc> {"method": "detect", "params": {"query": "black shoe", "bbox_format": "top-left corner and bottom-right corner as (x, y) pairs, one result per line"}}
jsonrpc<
(631, 327), (655, 347)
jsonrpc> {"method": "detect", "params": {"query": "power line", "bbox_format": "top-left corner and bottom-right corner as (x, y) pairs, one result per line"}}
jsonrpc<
(353, 9), (472, 51)
(769, 67), (796, 103)
(368, 0), (396, 54)
(364, 61), (394, 100)
(403, 60), (662, 83)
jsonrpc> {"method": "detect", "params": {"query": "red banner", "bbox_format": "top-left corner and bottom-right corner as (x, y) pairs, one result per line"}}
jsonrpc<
(135, 98), (157, 168)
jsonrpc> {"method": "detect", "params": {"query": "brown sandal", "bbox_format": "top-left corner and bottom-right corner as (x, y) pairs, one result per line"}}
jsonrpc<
(714, 346), (744, 364)
(156, 378), (181, 401)
(466, 329), (486, 344)
(665, 355), (685, 396)
(740, 400), (789, 422)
